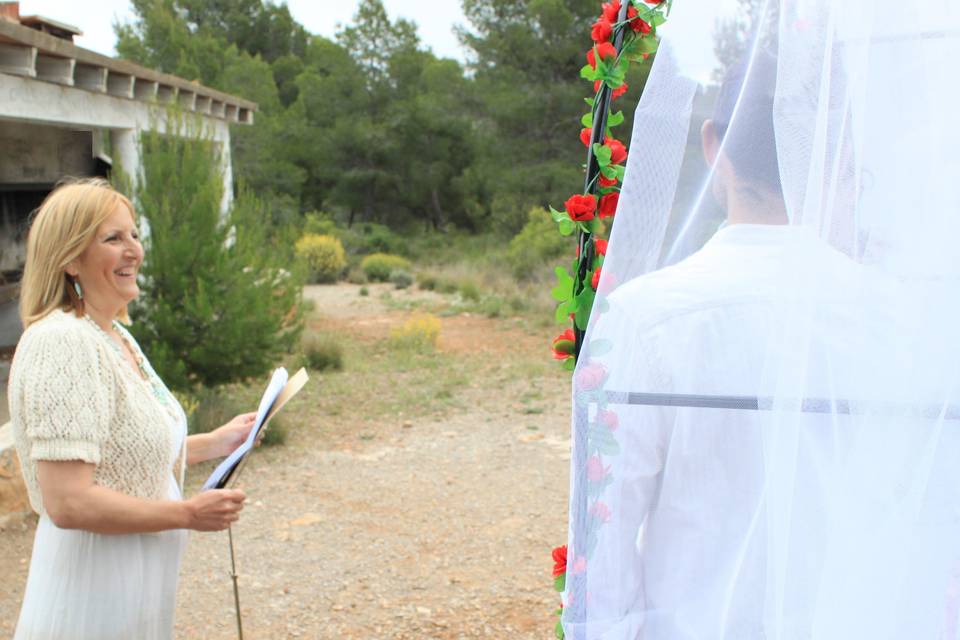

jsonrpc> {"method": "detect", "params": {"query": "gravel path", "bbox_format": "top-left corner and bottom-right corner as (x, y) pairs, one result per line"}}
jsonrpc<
(0, 284), (572, 639)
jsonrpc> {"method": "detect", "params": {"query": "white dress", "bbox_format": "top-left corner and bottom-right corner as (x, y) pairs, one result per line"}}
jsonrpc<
(14, 322), (189, 640)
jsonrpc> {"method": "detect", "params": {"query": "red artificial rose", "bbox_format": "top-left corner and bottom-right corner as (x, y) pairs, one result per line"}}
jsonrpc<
(594, 239), (608, 256)
(580, 127), (592, 147)
(565, 194), (597, 222)
(593, 79), (628, 100)
(599, 407), (619, 429)
(605, 137), (628, 164)
(589, 501), (613, 522)
(601, 0), (621, 23)
(598, 174), (618, 188)
(586, 455), (609, 482)
(552, 545), (568, 577)
(591, 18), (613, 43)
(599, 192), (619, 218)
(552, 328), (576, 360)
(591, 266), (602, 289)
(627, 5), (652, 34)
(576, 360), (607, 390)
(586, 42), (617, 69)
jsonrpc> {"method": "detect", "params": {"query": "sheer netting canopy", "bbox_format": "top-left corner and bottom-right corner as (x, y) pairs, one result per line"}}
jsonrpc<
(562, 0), (960, 638)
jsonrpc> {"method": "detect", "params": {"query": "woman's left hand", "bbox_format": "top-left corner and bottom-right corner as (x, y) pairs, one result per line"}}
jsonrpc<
(212, 412), (258, 458)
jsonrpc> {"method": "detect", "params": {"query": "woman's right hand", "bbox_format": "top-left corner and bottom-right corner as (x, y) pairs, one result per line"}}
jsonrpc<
(183, 489), (246, 531)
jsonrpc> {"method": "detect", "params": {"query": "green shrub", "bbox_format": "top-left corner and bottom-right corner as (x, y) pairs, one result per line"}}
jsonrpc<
(389, 268), (414, 289)
(359, 286), (369, 297)
(295, 233), (346, 283)
(300, 333), (344, 372)
(345, 222), (404, 256)
(129, 120), (303, 391)
(361, 253), (412, 282)
(458, 280), (481, 302)
(479, 295), (505, 318)
(438, 279), (459, 295)
(346, 267), (368, 284)
(506, 207), (573, 280)
(418, 272), (438, 291)
(302, 211), (339, 236)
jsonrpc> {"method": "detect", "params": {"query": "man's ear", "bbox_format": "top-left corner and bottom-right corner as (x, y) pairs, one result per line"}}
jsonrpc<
(701, 119), (721, 166)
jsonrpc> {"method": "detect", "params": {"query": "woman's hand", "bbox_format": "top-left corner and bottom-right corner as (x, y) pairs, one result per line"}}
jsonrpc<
(183, 489), (247, 532)
(207, 412), (258, 459)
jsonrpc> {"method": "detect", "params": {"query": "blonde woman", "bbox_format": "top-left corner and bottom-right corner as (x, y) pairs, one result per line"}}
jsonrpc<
(8, 178), (255, 639)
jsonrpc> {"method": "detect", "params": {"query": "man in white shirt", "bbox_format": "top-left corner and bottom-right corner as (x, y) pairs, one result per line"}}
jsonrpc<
(567, 53), (864, 639)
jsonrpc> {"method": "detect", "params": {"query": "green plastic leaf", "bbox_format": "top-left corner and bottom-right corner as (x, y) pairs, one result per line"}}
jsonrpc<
(590, 427), (621, 455)
(600, 164), (618, 180)
(555, 300), (573, 324)
(635, 36), (659, 54)
(607, 110), (625, 127)
(549, 205), (568, 223)
(614, 164), (627, 181)
(585, 97), (595, 107)
(558, 219), (576, 236)
(556, 619), (565, 639)
(589, 339), (613, 357)
(592, 143), (612, 168)
(562, 357), (576, 371)
(574, 288), (596, 330)
(581, 112), (594, 128)
(554, 573), (566, 592)
(551, 266), (575, 301)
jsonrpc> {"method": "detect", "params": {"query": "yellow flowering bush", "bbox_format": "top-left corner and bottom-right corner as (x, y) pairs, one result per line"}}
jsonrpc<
(389, 313), (441, 351)
(295, 233), (346, 283)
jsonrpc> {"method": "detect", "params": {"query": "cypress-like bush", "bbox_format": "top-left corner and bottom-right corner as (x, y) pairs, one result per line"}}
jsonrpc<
(128, 119), (304, 391)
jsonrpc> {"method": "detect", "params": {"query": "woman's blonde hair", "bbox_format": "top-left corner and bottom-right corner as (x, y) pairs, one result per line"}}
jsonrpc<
(20, 177), (137, 328)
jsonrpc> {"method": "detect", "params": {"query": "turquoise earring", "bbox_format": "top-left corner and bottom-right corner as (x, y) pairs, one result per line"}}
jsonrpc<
(73, 279), (83, 300)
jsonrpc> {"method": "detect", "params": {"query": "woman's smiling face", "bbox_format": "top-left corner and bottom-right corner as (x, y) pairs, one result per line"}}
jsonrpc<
(70, 202), (144, 317)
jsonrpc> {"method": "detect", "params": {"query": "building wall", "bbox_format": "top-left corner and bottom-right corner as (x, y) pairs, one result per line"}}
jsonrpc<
(0, 72), (237, 349)
(0, 120), (96, 184)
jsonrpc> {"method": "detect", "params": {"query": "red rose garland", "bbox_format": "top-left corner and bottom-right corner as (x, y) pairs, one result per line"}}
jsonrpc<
(549, 2), (671, 638)
(548, 0), (668, 371)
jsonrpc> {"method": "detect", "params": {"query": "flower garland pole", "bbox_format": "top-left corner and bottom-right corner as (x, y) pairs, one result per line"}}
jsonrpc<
(575, 0), (633, 359)
(548, 2), (670, 638)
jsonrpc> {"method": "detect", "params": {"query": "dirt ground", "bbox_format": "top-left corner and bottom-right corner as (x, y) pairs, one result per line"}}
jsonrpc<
(0, 283), (571, 639)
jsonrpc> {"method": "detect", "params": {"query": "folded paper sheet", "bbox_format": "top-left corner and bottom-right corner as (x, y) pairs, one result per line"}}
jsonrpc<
(202, 367), (309, 490)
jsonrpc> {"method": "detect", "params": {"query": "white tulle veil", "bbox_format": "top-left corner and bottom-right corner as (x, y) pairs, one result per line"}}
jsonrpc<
(563, 0), (960, 638)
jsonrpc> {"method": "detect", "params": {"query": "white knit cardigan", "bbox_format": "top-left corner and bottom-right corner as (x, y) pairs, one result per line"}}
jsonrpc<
(8, 308), (186, 517)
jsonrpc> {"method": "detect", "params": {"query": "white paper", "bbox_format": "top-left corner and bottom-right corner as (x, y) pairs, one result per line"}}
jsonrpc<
(202, 367), (288, 490)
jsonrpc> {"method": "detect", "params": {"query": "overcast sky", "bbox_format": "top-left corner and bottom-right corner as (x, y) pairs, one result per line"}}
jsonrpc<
(18, 1), (470, 62)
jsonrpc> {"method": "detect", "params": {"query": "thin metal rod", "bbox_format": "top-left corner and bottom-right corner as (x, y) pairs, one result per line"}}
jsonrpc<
(228, 524), (244, 640)
(605, 391), (960, 419)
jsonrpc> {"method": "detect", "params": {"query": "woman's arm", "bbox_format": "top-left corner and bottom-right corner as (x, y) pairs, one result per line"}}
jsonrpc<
(37, 460), (245, 534)
(186, 412), (258, 465)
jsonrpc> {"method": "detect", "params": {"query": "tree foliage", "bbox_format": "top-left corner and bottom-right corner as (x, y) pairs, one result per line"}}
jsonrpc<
(130, 117), (303, 390)
(115, 0), (653, 237)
